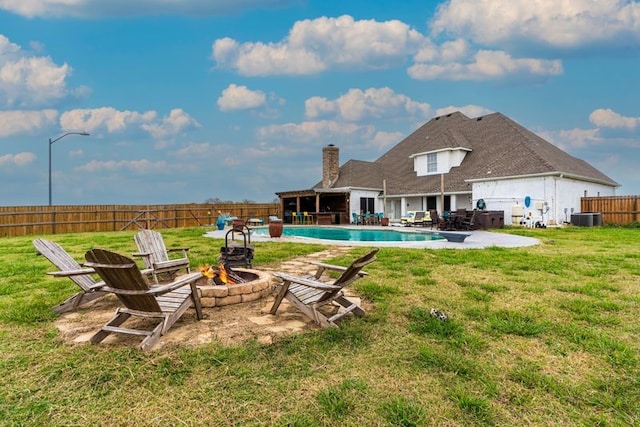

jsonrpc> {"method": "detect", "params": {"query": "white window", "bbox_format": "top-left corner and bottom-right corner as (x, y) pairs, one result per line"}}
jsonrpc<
(427, 153), (437, 173)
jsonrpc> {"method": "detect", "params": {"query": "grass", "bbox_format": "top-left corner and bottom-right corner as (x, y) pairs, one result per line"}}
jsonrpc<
(0, 225), (639, 425)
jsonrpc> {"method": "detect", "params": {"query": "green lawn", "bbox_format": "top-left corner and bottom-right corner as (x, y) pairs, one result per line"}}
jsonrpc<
(0, 226), (639, 426)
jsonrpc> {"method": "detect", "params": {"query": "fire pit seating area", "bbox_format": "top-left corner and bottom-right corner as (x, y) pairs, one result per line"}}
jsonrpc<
(131, 229), (268, 308)
(195, 263), (273, 308)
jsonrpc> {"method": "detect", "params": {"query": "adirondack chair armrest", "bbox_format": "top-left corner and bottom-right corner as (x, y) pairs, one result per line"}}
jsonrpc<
(98, 275), (200, 296)
(309, 261), (345, 271)
(166, 247), (189, 253)
(140, 267), (154, 276)
(146, 272), (203, 296)
(132, 252), (152, 258)
(309, 261), (369, 277)
(273, 272), (342, 291)
(152, 258), (190, 271)
(47, 267), (96, 277)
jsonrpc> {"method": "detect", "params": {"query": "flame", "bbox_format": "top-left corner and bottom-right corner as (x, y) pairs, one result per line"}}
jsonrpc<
(199, 263), (215, 278)
(198, 263), (243, 285)
(219, 263), (229, 284)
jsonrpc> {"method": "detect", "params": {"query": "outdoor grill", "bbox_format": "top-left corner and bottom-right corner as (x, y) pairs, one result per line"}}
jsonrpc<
(218, 226), (254, 268)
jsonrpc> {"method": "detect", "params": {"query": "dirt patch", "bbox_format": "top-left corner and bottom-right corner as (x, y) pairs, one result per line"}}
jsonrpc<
(54, 246), (362, 350)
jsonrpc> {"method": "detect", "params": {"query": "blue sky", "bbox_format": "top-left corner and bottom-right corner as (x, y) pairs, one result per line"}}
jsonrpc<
(1, 0), (639, 206)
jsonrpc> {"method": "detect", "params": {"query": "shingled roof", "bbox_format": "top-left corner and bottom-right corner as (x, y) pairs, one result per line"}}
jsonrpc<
(313, 159), (383, 190)
(317, 111), (618, 195)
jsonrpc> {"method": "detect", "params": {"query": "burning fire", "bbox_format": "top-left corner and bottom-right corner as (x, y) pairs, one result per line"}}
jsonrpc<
(199, 263), (246, 285)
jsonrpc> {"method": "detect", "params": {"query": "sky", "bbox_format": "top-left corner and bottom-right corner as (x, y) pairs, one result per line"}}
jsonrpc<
(0, 0), (639, 206)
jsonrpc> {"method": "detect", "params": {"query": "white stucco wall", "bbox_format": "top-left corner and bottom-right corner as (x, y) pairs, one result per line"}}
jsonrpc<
(471, 175), (616, 225)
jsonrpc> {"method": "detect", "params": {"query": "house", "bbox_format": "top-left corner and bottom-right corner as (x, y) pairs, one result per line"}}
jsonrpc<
(276, 112), (618, 226)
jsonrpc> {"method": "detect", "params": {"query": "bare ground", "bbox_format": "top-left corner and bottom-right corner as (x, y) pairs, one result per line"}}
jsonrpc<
(54, 246), (364, 351)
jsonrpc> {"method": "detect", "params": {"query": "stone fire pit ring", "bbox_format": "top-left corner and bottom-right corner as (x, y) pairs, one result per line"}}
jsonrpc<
(196, 268), (275, 308)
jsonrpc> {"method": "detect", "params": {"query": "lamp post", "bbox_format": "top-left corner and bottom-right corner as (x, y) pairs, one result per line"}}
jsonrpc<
(48, 132), (90, 206)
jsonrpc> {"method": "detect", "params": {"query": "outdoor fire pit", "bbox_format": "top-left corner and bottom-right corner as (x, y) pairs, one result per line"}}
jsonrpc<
(195, 263), (274, 308)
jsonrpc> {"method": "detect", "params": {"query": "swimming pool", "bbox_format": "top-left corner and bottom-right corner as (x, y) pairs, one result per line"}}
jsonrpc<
(252, 226), (444, 242)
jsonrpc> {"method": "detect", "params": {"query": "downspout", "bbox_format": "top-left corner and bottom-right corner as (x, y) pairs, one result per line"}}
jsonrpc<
(440, 173), (445, 212)
(383, 179), (387, 218)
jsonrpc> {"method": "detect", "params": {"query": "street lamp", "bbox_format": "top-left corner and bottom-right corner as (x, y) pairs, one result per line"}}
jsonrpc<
(48, 131), (90, 206)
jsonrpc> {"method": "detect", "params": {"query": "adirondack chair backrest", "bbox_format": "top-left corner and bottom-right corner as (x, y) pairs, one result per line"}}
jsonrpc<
(134, 229), (169, 268)
(33, 238), (98, 292)
(85, 248), (161, 313)
(317, 248), (379, 304)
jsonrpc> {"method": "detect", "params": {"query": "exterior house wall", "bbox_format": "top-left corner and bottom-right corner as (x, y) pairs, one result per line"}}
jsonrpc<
(555, 177), (616, 221)
(405, 196), (423, 213)
(472, 177), (551, 226)
(471, 176), (616, 225)
(349, 189), (383, 218)
(386, 194), (473, 219)
(451, 194), (473, 211)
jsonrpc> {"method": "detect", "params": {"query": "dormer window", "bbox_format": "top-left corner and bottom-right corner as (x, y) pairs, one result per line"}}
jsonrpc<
(410, 147), (471, 176)
(427, 153), (437, 173)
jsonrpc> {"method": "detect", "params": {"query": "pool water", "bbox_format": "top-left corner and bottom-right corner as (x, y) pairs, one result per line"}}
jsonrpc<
(253, 226), (444, 242)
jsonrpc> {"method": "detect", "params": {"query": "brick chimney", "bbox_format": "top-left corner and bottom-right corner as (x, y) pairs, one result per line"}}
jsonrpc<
(322, 144), (339, 188)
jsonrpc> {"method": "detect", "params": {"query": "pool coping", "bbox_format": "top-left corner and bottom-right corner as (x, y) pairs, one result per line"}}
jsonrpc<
(203, 225), (539, 249)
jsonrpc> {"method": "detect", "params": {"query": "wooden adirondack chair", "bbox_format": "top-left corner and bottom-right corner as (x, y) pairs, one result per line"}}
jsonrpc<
(84, 248), (203, 351)
(33, 238), (107, 313)
(133, 229), (190, 283)
(270, 248), (379, 328)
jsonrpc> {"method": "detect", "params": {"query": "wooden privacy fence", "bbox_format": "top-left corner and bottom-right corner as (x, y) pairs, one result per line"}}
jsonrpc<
(581, 195), (640, 225)
(0, 203), (279, 237)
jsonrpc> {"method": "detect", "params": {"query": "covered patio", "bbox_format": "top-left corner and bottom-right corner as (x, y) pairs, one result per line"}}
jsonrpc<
(277, 189), (351, 225)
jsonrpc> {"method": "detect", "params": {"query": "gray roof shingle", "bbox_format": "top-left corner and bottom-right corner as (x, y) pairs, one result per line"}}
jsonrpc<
(320, 111), (618, 195)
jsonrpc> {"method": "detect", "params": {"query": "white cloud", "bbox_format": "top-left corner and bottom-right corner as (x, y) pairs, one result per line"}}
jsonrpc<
(0, 35), (73, 107)
(60, 107), (156, 133)
(59, 107), (199, 140)
(0, 0), (298, 18)
(538, 128), (602, 149)
(408, 49), (562, 81)
(141, 108), (201, 139)
(75, 158), (169, 173)
(0, 151), (36, 166)
(305, 87), (431, 121)
(257, 120), (374, 144)
(0, 109), (58, 137)
(212, 15), (424, 76)
(370, 131), (404, 151)
(211, 13), (567, 82)
(173, 142), (213, 158)
(217, 84), (267, 111)
(589, 108), (640, 130)
(430, 0), (640, 49)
